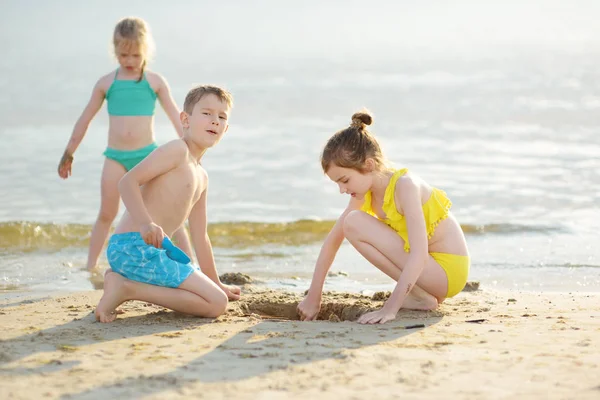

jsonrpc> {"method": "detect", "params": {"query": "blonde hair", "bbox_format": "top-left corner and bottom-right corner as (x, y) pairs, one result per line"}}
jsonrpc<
(113, 17), (155, 82)
(183, 85), (234, 114)
(321, 110), (390, 173)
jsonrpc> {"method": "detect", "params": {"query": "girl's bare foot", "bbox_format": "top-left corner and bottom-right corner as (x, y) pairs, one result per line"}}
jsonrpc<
(401, 290), (439, 311)
(95, 272), (130, 323)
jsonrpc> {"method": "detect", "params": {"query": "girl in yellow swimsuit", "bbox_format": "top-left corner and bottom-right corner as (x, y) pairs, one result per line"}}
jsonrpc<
(297, 110), (470, 325)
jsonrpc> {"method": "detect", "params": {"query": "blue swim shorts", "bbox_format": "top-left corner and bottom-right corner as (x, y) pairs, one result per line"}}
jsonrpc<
(106, 232), (198, 288)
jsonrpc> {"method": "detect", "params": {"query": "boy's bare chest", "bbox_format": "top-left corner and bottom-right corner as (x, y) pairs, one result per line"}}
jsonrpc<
(145, 166), (202, 207)
(170, 167), (202, 204)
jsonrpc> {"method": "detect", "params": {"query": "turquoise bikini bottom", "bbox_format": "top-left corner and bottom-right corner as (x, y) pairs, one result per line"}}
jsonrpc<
(103, 142), (158, 171)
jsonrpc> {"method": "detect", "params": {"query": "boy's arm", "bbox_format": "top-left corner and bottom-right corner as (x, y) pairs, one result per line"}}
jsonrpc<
(118, 140), (186, 247)
(298, 197), (362, 321)
(58, 78), (106, 178)
(155, 74), (184, 138)
(188, 176), (241, 300)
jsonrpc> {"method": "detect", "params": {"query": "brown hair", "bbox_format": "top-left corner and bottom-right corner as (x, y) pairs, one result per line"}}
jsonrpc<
(183, 85), (234, 114)
(320, 110), (389, 173)
(113, 17), (154, 82)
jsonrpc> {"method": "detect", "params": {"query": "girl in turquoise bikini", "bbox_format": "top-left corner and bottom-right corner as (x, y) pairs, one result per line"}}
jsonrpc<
(58, 17), (192, 270)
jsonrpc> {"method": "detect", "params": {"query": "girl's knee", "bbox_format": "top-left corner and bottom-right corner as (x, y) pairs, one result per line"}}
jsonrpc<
(342, 210), (365, 239)
(97, 198), (119, 222)
(97, 208), (118, 223)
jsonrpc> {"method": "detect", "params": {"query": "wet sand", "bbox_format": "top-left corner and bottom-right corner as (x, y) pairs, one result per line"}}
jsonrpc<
(1, 285), (599, 399)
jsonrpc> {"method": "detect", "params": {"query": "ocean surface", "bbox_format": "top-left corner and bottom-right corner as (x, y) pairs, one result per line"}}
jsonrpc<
(1, 1), (599, 297)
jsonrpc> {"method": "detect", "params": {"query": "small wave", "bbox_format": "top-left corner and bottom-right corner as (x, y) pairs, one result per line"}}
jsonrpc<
(0, 220), (334, 251)
(460, 223), (565, 235)
(0, 220), (564, 252)
(543, 263), (599, 269)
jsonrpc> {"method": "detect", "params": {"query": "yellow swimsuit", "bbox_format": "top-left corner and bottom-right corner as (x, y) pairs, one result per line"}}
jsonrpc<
(360, 169), (470, 298)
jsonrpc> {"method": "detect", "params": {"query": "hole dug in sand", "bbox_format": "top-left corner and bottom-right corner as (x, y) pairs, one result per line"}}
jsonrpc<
(230, 289), (382, 322)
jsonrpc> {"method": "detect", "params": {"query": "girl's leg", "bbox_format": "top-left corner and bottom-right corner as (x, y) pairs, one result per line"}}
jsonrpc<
(86, 159), (126, 270)
(95, 270), (228, 323)
(342, 210), (448, 308)
(172, 226), (194, 261)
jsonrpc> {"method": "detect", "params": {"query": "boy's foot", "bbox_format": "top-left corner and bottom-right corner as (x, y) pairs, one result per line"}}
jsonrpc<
(95, 272), (130, 323)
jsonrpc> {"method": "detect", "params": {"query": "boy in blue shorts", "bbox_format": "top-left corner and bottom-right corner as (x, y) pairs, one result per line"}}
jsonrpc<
(95, 85), (240, 323)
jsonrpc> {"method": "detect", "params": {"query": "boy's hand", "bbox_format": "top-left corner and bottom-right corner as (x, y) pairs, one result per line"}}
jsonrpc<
(140, 223), (165, 248)
(297, 295), (321, 321)
(219, 283), (241, 300)
(58, 151), (74, 179)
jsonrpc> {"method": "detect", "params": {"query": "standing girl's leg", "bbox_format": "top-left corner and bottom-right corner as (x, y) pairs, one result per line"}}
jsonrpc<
(86, 158), (126, 270)
(342, 210), (448, 308)
(172, 226), (194, 260)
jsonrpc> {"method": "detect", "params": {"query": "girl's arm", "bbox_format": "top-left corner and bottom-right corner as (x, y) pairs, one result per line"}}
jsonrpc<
(188, 175), (240, 300)
(305, 216), (345, 299)
(58, 79), (106, 178)
(371, 176), (429, 321)
(155, 74), (184, 138)
(298, 198), (362, 320)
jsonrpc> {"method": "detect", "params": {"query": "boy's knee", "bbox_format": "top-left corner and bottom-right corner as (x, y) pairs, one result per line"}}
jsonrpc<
(342, 210), (364, 239)
(205, 289), (228, 318)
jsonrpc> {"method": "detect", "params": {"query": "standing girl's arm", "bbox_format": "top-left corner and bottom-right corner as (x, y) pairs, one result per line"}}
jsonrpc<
(297, 198), (362, 321)
(58, 78), (107, 178)
(358, 176), (429, 324)
(155, 73), (184, 138)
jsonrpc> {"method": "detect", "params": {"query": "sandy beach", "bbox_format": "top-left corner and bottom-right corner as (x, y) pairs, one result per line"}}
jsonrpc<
(1, 284), (598, 400)
(2, 3), (600, 399)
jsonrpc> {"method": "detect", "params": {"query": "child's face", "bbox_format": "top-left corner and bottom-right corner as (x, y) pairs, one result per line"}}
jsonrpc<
(116, 42), (145, 73)
(326, 164), (373, 200)
(183, 94), (230, 148)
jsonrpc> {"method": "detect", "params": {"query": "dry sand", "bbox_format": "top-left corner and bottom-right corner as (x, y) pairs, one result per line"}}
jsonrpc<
(1, 285), (599, 400)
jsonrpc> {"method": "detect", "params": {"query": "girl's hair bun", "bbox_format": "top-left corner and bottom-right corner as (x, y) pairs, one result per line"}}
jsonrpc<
(351, 110), (373, 128)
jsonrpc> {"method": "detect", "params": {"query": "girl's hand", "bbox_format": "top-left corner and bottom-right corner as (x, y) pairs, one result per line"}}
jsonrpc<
(219, 283), (241, 301)
(140, 223), (165, 249)
(297, 295), (321, 321)
(58, 151), (74, 179)
(357, 306), (397, 324)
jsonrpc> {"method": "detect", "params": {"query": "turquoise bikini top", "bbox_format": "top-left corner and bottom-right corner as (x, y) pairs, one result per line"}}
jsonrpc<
(106, 69), (157, 116)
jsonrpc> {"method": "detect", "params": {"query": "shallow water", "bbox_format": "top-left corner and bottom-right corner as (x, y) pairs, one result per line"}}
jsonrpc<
(1, 1), (599, 295)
